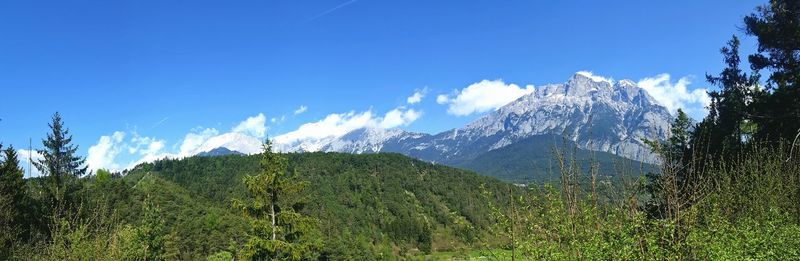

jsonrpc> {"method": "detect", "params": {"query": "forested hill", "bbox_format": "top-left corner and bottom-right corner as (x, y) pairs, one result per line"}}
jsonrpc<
(451, 135), (656, 183)
(120, 152), (516, 259)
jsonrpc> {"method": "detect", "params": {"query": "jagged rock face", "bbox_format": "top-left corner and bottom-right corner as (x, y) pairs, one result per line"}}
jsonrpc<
(278, 72), (672, 164)
(418, 73), (672, 163)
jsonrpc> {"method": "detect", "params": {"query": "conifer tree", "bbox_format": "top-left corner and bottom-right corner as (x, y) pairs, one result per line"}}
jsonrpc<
(744, 0), (800, 143)
(236, 139), (321, 260)
(33, 112), (87, 204)
(0, 144), (27, 259)
(705, 36), (759, 152)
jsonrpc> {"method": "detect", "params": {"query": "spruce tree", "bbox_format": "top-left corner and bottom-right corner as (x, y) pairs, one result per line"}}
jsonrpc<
(33, 112), (87, 204)
(0, 144), (27, 259)
(236, 139), (321, 260)
(704, 36), (759, 158)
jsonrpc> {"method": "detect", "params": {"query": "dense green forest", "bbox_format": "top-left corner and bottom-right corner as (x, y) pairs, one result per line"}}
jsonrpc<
(126, 151), (518, 258)
(451, 134), (654, 183)
(2, 0), (800, 260)
(1, 133), (521, 259)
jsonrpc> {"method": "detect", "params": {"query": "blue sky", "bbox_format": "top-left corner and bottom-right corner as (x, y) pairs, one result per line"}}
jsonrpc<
(1, 0), (763, 175)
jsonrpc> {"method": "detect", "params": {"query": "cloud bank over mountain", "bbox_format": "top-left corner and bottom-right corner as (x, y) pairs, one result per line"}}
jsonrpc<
(52, 71), (710, 174)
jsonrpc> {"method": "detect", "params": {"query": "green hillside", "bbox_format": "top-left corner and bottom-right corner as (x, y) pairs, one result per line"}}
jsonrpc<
(452, 135), (655, 183)
(119, 152), (517, 259)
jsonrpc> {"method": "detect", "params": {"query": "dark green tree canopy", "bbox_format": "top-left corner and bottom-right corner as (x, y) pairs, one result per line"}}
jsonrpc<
(237, 140), (321, 260)
(703, 36), (760, 156)
(33, 112), (87, 206)
(744, 0), (800, 142)
(0, 144), (28, 259)
(33, 112), (87, 186)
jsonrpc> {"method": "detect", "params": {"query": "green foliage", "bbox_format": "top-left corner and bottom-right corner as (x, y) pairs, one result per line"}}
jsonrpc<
(0, 144), (28, 259)
(8, 2), (800, 259)
(704, 35), (759, 155)
(136, 196), (167, 260)
(640, 3), (800, 252)
(744, 0), (800, 143)
(644, 109), (697, 219)
(207, 250), (234, 261)
(131, 172), (248, 260)
(483, 144), (800, 260)
(119, 149), (515, 258)
(454, 135), (653, 183)
(35, 201), (149, 260)
(32, 112), (88, 216)
(94, 168), (111, 184)
(236, 140), (322, 260)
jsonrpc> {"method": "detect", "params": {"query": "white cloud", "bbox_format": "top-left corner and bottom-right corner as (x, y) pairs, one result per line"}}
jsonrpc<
(576, 71), (614, 83)
(380, 108), (422, 128)
(178, 127), (219, 156)
(637, 74), (711, 119)
(83, 126), (236, 171)
(436, 94), (450, 104)
(81, 104), (424, 172)
(232, 113), (267, 138)
(86, 131), (126, 172)
(274, 111), (375, 145)
(130, 134), (165, 155)
(172, 115), (269, 159)
(438, 79), (535, 116)
(294, 105), (308, 115)
(406, 88), (427, 104)
(17, 149), (44, 178)
(274, 107), (422, 145)
(142, 139), (165, 156)
(87, 131), (169, 172)
(191, 132), (263, 155)
(81, 112), (275, 172)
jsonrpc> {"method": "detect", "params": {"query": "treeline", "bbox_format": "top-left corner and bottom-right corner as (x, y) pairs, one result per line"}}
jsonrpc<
(482, 1), (800, 259)
(0, 112), (519, 259)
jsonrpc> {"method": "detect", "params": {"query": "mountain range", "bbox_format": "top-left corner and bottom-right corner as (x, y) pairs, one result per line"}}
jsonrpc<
(195, 72), (672, 181)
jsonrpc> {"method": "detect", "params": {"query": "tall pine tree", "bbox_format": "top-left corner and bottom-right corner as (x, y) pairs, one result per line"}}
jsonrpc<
(744, 0), (800, 144)
(33, 112), (87, 205)
(236, 139), (321, 260)
(703, 35), (759, 158)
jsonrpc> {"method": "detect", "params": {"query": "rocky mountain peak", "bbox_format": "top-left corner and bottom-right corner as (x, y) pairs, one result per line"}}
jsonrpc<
(277, 72), (672, 164)
(566, 71), (615, 96)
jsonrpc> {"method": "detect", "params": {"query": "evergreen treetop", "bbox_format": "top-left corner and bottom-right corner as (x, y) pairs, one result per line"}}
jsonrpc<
(33, 112), (87, 204)
(237, 139), (321, 260)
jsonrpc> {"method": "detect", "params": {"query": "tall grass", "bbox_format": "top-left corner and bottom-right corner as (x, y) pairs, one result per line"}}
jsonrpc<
(481, 141), (800, 260)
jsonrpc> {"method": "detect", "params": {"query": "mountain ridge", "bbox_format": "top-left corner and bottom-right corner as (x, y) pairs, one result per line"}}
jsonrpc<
(194, 72), (671, 181)
(278, 72), (671, 164)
